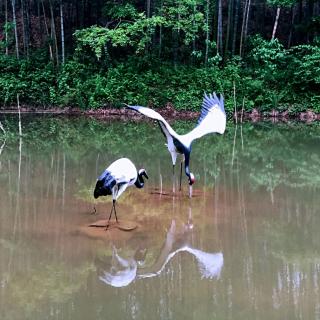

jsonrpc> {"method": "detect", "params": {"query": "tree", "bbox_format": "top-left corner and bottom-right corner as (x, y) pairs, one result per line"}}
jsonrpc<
(11, 0), (19, 58)
(267, 0), (297, 40)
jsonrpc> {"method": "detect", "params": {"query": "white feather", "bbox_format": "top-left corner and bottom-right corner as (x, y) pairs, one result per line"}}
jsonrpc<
(127, 92), (226, 153)
(181, 102), (226, 147)
(106, 158), (138, 186)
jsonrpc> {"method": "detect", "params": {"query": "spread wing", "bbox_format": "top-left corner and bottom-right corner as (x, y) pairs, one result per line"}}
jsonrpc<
(126, 105), (178, 141)
(181, 92), (226, 145)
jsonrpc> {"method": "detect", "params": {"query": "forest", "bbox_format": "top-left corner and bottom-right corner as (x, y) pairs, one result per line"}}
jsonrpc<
(0, 0), (319, 114)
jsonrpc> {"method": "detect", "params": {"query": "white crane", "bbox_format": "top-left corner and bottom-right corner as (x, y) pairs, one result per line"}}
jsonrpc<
(93, 158), (148, 229)
(126, 92), (226, 196)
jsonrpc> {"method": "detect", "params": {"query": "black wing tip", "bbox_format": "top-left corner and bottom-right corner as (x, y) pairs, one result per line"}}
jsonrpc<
(197, 91), (225, 125)
(203, 91), (224, 102)
(202, 91), (224, 110)
(125, 104), (141, 112)
(124, 103), (134, 109)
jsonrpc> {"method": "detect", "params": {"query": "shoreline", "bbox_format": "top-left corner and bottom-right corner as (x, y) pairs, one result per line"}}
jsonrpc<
(0, 106), (319, 123)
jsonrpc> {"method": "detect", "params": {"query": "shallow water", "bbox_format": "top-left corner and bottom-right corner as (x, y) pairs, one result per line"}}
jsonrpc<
(0, 115), (320, 320)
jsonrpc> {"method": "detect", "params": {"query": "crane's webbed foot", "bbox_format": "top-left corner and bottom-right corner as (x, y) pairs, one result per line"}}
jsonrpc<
(91, 206), (97, 215)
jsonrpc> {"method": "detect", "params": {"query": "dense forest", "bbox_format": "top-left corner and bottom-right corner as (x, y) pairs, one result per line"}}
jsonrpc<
(0, 0), (319, 113)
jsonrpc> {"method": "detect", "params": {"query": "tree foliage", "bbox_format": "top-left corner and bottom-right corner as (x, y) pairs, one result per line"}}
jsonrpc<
(0, 0), (319, 111)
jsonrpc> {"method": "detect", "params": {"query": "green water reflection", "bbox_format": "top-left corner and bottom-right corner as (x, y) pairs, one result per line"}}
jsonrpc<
(0, 115), (320, 320)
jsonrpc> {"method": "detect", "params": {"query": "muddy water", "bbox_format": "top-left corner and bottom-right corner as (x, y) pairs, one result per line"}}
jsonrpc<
(0, 116), (320, 320)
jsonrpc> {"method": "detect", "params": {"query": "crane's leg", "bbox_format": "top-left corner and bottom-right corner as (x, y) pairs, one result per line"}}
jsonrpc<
(172, 165), (175, 193)
(179, 161), (183, 191)
(106, 202), (115, 229)
(189, 185), (193, 198)
(113, 200), (119, 223)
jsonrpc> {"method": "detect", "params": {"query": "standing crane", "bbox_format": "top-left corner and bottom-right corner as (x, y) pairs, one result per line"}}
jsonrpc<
(126, 92), (226, 197)
(93, 158), (148, 229)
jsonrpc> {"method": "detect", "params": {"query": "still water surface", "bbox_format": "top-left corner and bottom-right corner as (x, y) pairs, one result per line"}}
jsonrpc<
(0, 116), (320, 320)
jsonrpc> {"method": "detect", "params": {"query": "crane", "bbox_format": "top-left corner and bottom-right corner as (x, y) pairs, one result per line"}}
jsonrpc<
(93, 158), (148, 229)
(126, 92), (226, 197)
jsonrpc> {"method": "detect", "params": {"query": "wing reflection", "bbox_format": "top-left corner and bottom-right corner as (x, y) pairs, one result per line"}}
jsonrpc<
(98, 247), (137, 288)
(97, 220), (223, 287)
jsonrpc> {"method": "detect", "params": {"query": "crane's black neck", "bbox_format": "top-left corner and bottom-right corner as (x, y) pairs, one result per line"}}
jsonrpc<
(135, 170), (147, 189)
(184, 151), (191, 178)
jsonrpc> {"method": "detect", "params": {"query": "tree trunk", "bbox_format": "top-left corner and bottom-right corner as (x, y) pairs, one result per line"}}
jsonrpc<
(231, 0), (240, 56)
(225, 0), (233, 58)
(204, 0), (210, 65)
(217, 0), (223, 56)
(239, 0), (248, 56)
(288, 5), (296, 48)
(307, 0), (315, 42)
(172, 1), (180, 67)
(21, 0), (26, 55)
(158, 0), (163, 57)
(41, 0), (53, 61)
(243, 0), (251, 48)
(271, 6), (281, 40)
(49, 0), (59, 65)
(146, 0), (151, 18)
(192, 2), (196, 63)
(21, 0), (30, 57)
(60, 1), (65, 64)
(5, 0), (8, 55)
(11, 0), (19, 59)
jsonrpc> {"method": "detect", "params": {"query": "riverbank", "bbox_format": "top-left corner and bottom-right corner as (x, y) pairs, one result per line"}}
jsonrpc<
(0, 105), (319, 123)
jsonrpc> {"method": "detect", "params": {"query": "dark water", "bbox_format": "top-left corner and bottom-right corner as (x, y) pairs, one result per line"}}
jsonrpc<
(0, 115), (320, 320)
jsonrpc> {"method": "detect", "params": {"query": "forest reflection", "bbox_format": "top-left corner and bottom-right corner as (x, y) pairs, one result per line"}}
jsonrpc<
(0, 115), (319, 320)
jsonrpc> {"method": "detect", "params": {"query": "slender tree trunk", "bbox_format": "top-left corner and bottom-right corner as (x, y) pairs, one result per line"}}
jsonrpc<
(26, 0), (30, 56)
(21, 0), (26, 55)
(11, 0), (19, 59)
(271, 6), (281, 40)
(204, 0), (210, 65)
(49, 0), (59, 65)
(17, 94), (22, 136)
(288, 5), (296, 47)
(243, 0), (251, 48)
(21, 0), (29, 57)
(37, 0), (41, 37)
(172, 1), (180, 67)
(157, 0), (164, 57)
(173, 30), (178, 67)
(239, 0), (248, 56)
(307, 0), (315, 42)
(192, 2), (196, 63)
(296, 0), (303, 42)
(232, 0), (240, 56)
(146, 0), (151, 18)
(217, 0), (223, 56)
(225, 0), (233, 58)
(0, 120), (5, 135)
(41, 0), (53, 61)
(5, 0), (8, 55)
(158, 3), (162, 57)
(60, 1), (65, 64)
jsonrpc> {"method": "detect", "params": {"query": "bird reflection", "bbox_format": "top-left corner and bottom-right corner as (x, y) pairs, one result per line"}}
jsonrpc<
(96, 219), (223, 287)
(99, 246), (138, 288)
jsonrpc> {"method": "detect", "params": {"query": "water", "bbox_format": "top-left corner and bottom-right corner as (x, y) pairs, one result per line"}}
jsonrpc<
(0, 115), (320, 320)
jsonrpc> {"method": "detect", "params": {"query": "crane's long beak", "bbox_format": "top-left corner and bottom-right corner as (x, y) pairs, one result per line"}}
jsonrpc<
(189, 185), (193, 198)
